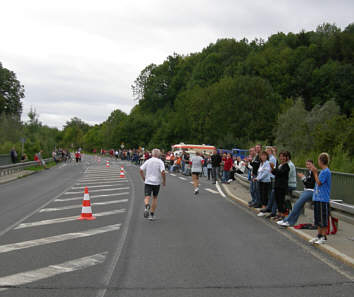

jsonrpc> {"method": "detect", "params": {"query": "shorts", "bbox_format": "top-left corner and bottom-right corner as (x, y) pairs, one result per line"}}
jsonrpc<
(314, 201), (329, 227)
(192, 172), (201, 177)
(144, 184), (160, 197)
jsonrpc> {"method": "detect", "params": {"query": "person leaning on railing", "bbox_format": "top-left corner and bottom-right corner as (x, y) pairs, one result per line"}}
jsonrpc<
(277, 160), (316, 227)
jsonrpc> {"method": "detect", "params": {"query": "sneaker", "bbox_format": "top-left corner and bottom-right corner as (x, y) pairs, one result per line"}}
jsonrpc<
(277, 220), (284, 225)
(309, 236), (320, 244)
(265, 213), (275, 219)
(257, 212), (266, 217)
(194, 188), (199, 195)
(314, 237), (327, 244)
(227, 179), (233, 183)
(144, 205), (150, 218)
(148, 214), (154, 221)
(280, 221), (290, 227)
(260, 208), (270, 213)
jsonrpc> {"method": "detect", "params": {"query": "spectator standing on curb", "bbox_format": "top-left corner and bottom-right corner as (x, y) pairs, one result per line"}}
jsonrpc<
(248, 145), (261, 207)
(191, 152), (204, 195)
(308, 153), (332, 245)
(222, 153), (233, 183)
(10, 147), (17, 163)
(206, 155), (212, 180)
(278, 160), (316, 227)
(287, 152), (297, 194)
(255, 151), (271, 208)
(211, 150), (221, 184)
(37, 150), (48, 169)
(270, 152), (290, 219)
(234, 156), (246, 174)
(258, 146), (278, 217)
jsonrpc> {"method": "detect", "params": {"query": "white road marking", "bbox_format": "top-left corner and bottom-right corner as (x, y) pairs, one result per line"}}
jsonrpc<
(15, 209), (127, 229)
(205, 188), (219, 194)
(215, 181), (226, 197)
(82, 174), (122, 178)
(190, 182), (193, 184)
(0, 225), (120, 254)
(75, 180), (128, 186)
(179, 177), (186, 180)
(72, 184), (124, 189)
(0, 252), (107, 292)
(55, 192), (129, 202)
(170, 173), (176, 176)
(64, 187), (129, 194)
(79, 178), (127, 182)
(40, 199), (129, 212)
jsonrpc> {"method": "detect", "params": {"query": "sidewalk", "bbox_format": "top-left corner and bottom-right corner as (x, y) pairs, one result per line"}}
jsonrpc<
(222, 179), (354, 268)
(0, 170), (35, 184)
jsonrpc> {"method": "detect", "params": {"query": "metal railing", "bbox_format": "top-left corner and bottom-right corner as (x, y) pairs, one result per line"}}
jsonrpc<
(296, 167), (354, 206)
(0, 154), (11, 166)
(0, 158), (53, 177)
(235, 169), (354, 215)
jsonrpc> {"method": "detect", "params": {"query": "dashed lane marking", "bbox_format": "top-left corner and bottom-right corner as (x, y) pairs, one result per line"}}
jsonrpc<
(170, 173), (176, 176)
(55, 192), (129, 202)
(75, 180), (129, 186)
(0, 225), (120, 254)
(71, 184), (126, 189)
(78, 178), (127, 182)
(0, 252), (107, 292)
(205, 188), (219, 194)
(40, 199), (129, 212)
(14, 209), (127, 230)
(64, 187), (129, 195)
(178, 177), (187, 180)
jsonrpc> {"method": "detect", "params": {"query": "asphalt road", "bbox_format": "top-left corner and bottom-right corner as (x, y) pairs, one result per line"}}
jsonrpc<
(0, 156), (353, 297)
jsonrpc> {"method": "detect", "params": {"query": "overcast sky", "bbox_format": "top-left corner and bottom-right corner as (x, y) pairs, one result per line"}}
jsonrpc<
(1, 0), (353, 129)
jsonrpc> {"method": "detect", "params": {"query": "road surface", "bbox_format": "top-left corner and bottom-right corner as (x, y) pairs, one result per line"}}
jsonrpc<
(0, 156), (353, 296)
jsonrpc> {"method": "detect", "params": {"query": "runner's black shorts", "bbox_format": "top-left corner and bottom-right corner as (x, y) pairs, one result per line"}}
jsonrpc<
(192, 172), (201, 177)
(144, 184), (160, 197)
(314, 201), (329, 227)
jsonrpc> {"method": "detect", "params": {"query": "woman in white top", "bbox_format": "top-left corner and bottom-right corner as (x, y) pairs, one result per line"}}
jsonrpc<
(190, 152), (204, 195)
(234, 156), (246, 174)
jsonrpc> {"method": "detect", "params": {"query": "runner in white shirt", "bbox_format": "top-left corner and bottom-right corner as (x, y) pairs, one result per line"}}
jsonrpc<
(190, 152), (204, 195)
(139, 149), (166, 220)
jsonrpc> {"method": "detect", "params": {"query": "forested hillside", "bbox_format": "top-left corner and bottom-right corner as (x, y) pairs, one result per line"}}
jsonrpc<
(1, 23), (353, 171)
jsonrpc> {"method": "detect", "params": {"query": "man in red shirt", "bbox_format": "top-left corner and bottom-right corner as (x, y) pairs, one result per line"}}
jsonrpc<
(222, 153), (233, 183)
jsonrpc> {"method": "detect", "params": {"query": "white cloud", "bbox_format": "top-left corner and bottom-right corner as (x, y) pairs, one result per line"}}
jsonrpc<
(0, 0), (353, 128)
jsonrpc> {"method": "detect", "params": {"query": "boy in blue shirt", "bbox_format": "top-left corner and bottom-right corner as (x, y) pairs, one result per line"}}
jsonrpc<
(309, 153), (331, 245)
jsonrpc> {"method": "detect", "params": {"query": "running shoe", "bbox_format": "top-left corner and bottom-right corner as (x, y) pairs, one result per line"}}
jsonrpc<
(277, 220), (284, 225)
(314, 237), (327, 244)
(144, 205), (150, 218)
(148, 213), (154, 221)
(194, 188), (199, 195)
(279, 221), (290, 227)
(309, 236), (320, 244)
(257, 212), (266, 217)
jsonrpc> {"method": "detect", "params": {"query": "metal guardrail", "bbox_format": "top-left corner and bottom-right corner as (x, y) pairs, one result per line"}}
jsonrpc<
(0, 158), (53, 177)
(235, 170), (354, 216)
(0, 154), (11, 166)
(296, 167), (354, 206)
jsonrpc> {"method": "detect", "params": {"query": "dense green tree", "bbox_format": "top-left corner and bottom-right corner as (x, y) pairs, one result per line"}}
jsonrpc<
(0, 63), (25, 117)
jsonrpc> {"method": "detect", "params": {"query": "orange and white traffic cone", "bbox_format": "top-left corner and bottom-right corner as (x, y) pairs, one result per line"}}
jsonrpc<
(106, 160), (110, 168)
(77, 187), (96, 220)
(120, 166), (125, 178)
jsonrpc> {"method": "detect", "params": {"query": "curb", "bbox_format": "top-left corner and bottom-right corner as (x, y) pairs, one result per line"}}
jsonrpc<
(222, 184), (354, 268)
(0, 170), (36, 184)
